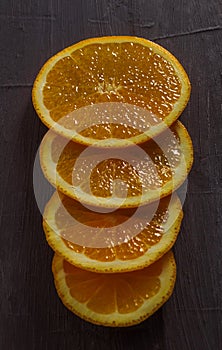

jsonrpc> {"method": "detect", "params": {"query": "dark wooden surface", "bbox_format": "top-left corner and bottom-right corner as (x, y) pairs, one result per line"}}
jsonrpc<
(1, 1), (222, 349)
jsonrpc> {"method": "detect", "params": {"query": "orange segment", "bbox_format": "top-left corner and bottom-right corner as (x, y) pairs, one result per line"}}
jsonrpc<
(115, 279), (144, 313)
(32, 36), (191, 146)
(52, 251), (176, 326)
(40, 121), (193, 208)
(87, 283), (117, 314)
(43, 191), (182, 272)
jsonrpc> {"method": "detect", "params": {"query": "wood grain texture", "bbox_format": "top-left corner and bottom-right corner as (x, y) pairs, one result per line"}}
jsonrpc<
(0, 0), (222, 349)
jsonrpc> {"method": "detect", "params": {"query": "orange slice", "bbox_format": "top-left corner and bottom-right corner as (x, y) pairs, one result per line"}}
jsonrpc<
(52, 251), (176, 327)
(32, 36), (190, 146)
(40, 121), (193, 208)
(43, 191), (182, 273)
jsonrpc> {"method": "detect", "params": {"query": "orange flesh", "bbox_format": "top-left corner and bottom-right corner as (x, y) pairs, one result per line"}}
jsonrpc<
(43, 42), (181, 138)
(54, 125), (181, 196)
(54, 194), (170, 261)
(63, 256), (162, 314)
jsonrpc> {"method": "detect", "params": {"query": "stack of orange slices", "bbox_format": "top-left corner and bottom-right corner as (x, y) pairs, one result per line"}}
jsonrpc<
(32, 36), (193, 327)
